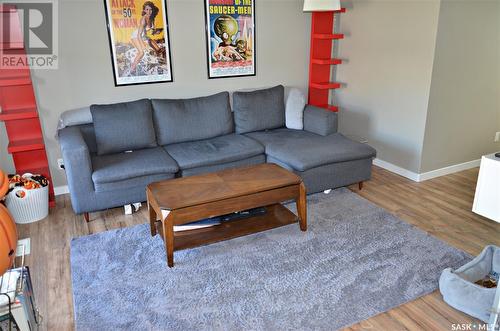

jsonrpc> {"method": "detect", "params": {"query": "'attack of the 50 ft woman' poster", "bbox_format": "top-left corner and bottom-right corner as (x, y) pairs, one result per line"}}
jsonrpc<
(104, 0), (173, 86)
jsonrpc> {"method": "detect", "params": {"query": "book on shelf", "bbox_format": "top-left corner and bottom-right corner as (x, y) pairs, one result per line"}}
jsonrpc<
(172, 207), (268, 232)
(173, 217), (221, 232)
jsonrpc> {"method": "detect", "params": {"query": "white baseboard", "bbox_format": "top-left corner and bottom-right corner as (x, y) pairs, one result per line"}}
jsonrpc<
(54, 185), (69, 196)
(373, 158), (480, 182)
(418, 159), (480, 181)
(373, 158), (420, 182)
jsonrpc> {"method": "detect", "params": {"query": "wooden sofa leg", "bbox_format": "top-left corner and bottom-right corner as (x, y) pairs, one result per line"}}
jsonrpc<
(83, 212), (90, 222)
(358, 182), (364, 190)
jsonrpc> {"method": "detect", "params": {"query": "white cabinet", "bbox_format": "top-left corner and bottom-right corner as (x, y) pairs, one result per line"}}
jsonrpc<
(472, 153), (500, 223)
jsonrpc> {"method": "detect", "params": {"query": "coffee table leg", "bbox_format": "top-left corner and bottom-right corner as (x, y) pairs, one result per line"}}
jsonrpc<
(148, 203), (157, 237)
(162, 213), (175, 268)
(296, 182), (307, 231)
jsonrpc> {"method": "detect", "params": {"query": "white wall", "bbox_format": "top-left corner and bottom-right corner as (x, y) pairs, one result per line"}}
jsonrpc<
(335, 0), (441, 173)
(0, 0), (311, 187)
(420, 0), (500, 172)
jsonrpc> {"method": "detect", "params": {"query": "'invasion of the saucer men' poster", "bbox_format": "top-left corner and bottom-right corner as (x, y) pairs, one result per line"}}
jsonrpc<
(205, 0), (255, 79)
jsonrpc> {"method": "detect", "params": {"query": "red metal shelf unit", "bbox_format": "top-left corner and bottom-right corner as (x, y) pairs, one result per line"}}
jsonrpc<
(0, 5), (56, 207)
(308, 8), (346, 112)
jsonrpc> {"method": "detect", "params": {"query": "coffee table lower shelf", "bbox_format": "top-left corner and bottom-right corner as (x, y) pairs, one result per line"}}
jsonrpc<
(155, 203), (297, 252)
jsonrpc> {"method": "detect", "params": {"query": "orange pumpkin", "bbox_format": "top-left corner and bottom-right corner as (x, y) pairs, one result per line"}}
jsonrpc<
(0, 169), (17, 275)
(0, 170), (8, 197)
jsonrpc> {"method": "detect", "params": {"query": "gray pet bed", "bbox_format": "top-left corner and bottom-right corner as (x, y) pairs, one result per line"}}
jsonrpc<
(439, 245), (500, 326)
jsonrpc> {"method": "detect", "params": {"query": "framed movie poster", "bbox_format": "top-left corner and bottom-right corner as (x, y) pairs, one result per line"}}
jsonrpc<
(103, 0), (173, 86)
(204, 0), (256, 79)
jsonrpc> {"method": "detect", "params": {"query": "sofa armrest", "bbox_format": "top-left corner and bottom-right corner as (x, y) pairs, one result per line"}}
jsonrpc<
(58, 127), (94, 212)
(303, 105), (338, 136)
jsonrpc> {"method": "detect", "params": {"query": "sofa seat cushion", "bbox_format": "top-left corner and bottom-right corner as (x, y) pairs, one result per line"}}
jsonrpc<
(164, 134), (264, 170)
(91, 147), (178, 184)
(246, 128), (376, 172)
(181, 155), (265, 177)
(93, 173), (174, 194)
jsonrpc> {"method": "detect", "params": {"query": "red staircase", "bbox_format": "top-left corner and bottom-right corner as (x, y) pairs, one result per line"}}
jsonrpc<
(0, 5), (55, 207)
(307, 8), (346, 112)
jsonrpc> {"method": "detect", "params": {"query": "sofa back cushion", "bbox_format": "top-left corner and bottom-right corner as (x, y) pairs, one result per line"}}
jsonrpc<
(152, 92), (233, 145)
(90, 99), (157, 155)
(232, 85), (285, 134)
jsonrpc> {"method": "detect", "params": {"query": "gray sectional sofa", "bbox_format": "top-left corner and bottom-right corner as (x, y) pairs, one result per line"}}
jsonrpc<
(58, 85), (376, 217)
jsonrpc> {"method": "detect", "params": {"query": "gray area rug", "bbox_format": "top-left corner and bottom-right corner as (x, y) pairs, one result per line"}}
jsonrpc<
(71, 188), (471, 330)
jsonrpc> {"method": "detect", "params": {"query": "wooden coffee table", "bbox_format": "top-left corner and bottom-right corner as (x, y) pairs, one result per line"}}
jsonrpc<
(146, 163), (307, 267)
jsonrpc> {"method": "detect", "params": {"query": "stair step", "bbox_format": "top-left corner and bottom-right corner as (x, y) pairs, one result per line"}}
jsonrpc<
(0, 77), (31, 87)
(0, 107), (38, 121)
(0, 70), (30, 80)
(7, 138), (45, 153)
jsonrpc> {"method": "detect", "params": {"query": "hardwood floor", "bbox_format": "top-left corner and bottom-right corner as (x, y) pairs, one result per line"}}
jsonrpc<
(16, 166), (500, 330)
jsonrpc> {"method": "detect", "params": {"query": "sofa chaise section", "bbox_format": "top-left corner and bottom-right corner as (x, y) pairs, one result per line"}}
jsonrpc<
(233, 87), (376, 194)
(247, 128), (376, 193)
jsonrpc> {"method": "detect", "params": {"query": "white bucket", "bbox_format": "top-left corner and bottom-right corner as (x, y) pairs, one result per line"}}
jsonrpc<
(6, 182), (49, 224)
